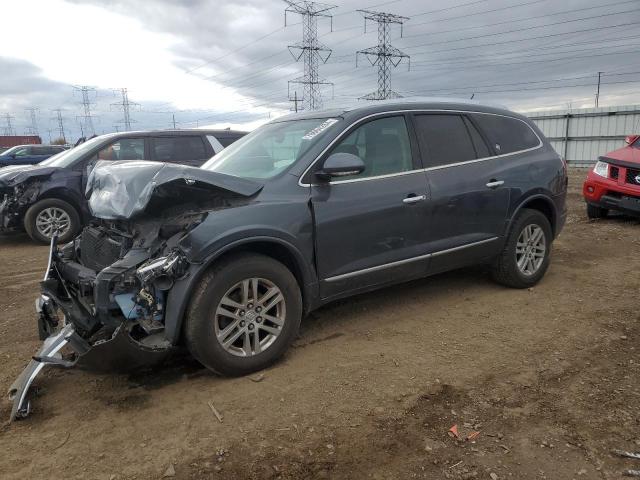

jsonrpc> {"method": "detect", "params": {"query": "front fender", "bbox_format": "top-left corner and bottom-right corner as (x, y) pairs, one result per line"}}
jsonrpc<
(163, 234), (318, 345)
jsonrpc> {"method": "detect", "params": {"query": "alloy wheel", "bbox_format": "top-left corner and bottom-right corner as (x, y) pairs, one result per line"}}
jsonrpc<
(515, 223), (546, 276)
(35, 207), (71, 239)
(214, 277), (286, 357)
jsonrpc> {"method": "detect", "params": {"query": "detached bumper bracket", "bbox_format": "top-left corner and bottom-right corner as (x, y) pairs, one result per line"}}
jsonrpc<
(7, 323), (79, 422)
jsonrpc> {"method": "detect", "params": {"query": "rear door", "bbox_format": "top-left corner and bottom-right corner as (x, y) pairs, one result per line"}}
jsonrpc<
(151, 136), (212, 167)
(310, 114), (432, 299)
(412, 112), (510, 273)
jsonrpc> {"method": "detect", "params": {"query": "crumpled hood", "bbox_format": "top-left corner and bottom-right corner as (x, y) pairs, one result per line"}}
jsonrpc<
(0, 164), (58, 188)
(600, 145), (640, 167)
(86, 160), (263, 220)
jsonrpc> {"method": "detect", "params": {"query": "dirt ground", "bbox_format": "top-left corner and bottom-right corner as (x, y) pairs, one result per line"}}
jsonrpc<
(0, 169), (639, 480)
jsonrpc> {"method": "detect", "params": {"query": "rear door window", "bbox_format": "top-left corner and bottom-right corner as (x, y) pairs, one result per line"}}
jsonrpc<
(471, 113), (539, 154)
(152, 136), (209, 165)
(413, 114), (478, 167)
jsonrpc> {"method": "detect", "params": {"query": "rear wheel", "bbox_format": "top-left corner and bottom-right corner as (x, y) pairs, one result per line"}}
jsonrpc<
(586, 203), (608, 219)
(24, 198), (81, 244)
(184, 253), (302, 376)
(490, 208), (552, 288)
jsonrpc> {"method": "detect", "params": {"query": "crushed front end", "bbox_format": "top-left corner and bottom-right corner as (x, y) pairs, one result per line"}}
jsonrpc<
(7, 160), (263, 421)
(9, 221), (191, 421)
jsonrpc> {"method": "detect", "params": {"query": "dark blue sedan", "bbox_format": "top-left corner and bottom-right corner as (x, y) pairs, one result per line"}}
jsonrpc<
(0, 144), (67, 166)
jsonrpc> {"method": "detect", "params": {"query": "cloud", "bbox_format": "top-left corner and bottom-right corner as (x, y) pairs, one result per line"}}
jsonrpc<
(1, 0), (639, 140)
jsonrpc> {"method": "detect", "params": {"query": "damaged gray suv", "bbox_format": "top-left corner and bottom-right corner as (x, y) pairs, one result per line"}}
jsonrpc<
(9, 100), (567, 420)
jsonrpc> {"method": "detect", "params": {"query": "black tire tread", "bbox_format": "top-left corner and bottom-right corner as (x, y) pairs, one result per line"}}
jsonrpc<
(490, 208), (552, 289)
(184, 252), (302, 376)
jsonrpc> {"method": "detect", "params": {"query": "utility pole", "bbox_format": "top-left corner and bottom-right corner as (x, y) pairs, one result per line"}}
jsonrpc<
(172, 113), (177, 129)
(111, 87), (138, 131)
(595, 71), (603, 108)
(285, 0), (336, 111)
(356, 9), (410, 101)
(2, 114), (16, 136)
(73, 85), (97, 137)
(290, 90), (302, 112)
(51, 109), (66, 143)
(24, 108), (39, 136)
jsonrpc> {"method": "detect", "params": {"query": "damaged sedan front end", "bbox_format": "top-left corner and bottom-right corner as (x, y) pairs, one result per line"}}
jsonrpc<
(9, 160), (263, 421)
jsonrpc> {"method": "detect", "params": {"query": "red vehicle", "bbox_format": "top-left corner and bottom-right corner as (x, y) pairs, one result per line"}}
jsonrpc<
(583, 134), (640, 218)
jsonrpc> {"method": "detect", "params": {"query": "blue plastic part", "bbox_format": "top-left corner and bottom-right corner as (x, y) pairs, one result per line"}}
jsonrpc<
(114, 293), (140, 319)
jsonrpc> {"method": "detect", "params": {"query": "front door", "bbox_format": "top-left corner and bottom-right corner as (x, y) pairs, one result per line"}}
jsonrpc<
(310, 115), (432, 300)
(411, 113), (510, 273)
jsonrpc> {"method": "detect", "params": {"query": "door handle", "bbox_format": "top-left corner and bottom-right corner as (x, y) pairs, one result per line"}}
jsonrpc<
(486, 180), (504, 189)
(403, 194), (427, 204)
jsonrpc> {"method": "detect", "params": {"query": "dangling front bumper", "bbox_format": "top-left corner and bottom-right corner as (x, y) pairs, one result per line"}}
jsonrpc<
(7, 320), (89, 422)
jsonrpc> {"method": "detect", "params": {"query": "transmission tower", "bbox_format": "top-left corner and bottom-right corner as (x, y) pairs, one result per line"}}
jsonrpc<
(111, 87), (138, 131)
(284, 1), (336, 111)
(2, 114), (16, 136)
(73, 85), (97, 137)
(51, 109), (66, 143)
(24, 108), (39, 136)
(356, 10), (410, 101)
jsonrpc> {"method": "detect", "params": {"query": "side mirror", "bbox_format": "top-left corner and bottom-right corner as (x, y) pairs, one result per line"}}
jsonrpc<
(625, 134), (639, 145)
(316, 152), (365, 180)
(10, 153), (16, 159)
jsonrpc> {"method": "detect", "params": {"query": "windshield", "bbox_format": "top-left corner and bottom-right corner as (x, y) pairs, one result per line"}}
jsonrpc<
(201, 117), (340, 179)
(1, 146), (24, 156)
(39, 135), (114, 168)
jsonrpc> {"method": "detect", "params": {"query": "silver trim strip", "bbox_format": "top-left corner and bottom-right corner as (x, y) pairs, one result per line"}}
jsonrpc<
(325, 252), (433, 283)
(299, 109), (543, 187)
(324, 236), (499, 282)
(430, 237), (498, 258)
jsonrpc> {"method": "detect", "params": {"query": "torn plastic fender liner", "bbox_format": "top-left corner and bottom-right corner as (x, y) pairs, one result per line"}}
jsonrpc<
(86, 160), (264, 220)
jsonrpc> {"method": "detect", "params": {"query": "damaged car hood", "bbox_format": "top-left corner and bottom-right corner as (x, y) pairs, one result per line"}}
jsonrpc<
(0, 164), (59, 188)
(86, 160), (264, 220)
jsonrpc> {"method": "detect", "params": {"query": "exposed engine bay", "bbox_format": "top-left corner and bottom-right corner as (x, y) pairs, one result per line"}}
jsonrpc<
(8, 161), (263, 421)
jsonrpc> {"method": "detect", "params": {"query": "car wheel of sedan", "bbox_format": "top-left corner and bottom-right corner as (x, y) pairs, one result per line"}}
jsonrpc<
(184, 253), (302, 376)
(490, 208), (552, 289)
(586, 203), (608, 219)
(24, 198), (81, 244)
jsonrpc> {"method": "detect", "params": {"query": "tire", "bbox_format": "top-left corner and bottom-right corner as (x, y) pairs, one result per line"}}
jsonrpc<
(24, 198), (81, 244)
(586, 203), (608, 219)
(184, 253), (302, 376)
(490, 208), (553, 289)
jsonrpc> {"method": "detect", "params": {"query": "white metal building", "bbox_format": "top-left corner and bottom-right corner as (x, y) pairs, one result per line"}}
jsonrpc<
(524, 105), (640, 166)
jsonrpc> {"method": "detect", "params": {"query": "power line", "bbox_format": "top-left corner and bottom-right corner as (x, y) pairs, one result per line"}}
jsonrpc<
(406, 0), (548, 30)
(403, 0), (638, 39)
(401, 8), (640, 51)
(356, 9), (409, 100)
(285, 0), (337, 110)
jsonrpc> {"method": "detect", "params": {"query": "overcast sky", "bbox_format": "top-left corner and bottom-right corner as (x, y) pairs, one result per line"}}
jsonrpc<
(1, 0), (639, 141)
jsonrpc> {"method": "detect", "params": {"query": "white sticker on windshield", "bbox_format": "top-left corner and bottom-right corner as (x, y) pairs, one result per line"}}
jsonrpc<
(302, 118), (339, 140)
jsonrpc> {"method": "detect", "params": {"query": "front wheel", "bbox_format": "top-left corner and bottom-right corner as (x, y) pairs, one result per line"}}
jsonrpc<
(184, 253), (302, 376)
(490, 208), (552, 289)
(24, 198), (81, 244)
